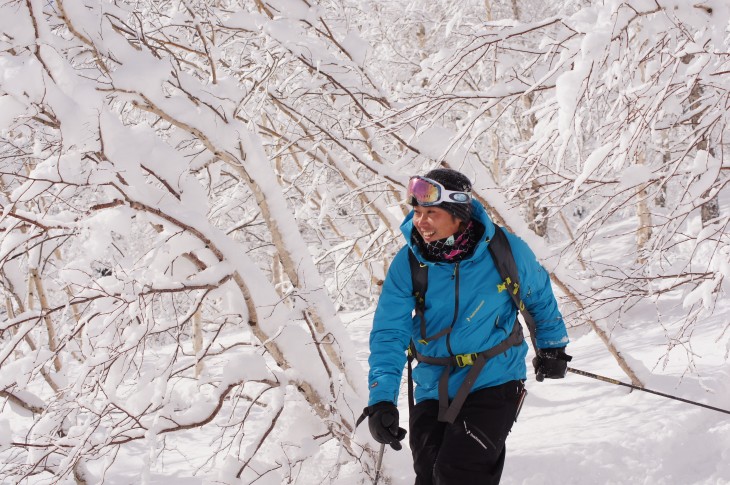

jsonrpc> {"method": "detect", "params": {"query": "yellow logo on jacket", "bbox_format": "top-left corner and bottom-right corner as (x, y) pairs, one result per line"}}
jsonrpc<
(497, 276), (520, 295)
(466, 300), (485, 322)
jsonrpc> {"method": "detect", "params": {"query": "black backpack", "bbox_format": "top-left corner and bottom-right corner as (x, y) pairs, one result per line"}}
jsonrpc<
(406, 225), (538, 423)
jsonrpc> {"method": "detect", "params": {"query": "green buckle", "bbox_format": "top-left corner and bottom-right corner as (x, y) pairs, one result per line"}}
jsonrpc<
(455, 353), (478, 367)
(418, 339), (428, 345)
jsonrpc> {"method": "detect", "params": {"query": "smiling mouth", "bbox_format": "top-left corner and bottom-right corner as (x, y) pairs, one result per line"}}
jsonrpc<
(421, 230), (436, 239)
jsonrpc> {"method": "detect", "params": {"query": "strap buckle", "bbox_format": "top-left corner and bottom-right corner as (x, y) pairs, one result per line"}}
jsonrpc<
(455, 353), (478, 367)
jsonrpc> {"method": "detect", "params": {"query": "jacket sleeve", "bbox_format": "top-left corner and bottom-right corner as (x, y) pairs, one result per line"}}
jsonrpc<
(511, 235), (569, 349)
(367, 248), (413, 406)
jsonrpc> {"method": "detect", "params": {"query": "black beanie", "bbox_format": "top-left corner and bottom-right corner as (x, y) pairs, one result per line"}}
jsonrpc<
(419, 168), (473, 222)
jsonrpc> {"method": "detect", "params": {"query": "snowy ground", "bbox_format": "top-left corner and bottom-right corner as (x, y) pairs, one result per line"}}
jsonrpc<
(344, 298), (730, 485)
(7, 297), (728, 484)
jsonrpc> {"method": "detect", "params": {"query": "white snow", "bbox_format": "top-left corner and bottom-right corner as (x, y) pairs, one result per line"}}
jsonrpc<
(1, 0), (729, 484)
(348, 301), (730, 485)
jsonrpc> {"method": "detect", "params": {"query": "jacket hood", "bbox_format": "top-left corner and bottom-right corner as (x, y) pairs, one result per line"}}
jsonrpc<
(400, 199), (496, 265)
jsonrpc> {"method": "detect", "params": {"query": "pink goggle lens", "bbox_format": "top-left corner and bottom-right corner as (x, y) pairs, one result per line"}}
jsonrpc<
(407, 177), (440, 205)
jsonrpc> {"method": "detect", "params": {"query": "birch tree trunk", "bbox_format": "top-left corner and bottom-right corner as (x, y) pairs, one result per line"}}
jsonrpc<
(636, 149), (652, 263)
(686, 58), (721, 226)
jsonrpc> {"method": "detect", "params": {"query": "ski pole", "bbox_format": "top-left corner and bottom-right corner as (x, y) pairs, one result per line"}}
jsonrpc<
(567, 367), (730, 415)
(373, 443), (385, 485)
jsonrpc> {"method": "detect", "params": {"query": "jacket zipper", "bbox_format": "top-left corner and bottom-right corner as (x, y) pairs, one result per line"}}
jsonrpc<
(445, 262), (460, 356)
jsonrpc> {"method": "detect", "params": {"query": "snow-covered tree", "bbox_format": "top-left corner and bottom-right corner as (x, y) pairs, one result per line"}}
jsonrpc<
(2, 0), (729, 483)
(0, 0), (409, 482)
(382, 0), (730, 367)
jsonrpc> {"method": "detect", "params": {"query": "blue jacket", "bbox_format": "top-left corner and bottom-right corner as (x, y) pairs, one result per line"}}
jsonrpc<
(368, 200), (569, 406)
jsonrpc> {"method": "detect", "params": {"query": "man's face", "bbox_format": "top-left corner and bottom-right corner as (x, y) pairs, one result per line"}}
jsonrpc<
(412, 205), (461, 243)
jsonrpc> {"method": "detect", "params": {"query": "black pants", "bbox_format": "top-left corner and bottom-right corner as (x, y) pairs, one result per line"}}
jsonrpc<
(409, 380), (524, 485)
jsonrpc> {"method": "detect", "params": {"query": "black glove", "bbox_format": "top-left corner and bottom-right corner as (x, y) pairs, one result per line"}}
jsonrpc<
(365, 401), (407, 450)
(533, 347), (572, 381)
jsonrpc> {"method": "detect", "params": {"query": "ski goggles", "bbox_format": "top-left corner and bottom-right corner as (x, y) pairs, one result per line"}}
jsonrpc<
(407, 176), (471, 206)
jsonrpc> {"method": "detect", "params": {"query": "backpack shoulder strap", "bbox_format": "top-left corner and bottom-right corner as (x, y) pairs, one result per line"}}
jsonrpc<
(408, 248), (427, 318)
(406, 249), (426, 414)
(488, 226), (539, 350)
(408, 249), (451, 344)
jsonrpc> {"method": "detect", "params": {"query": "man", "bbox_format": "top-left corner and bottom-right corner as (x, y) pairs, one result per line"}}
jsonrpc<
(366, 168), (571, 484)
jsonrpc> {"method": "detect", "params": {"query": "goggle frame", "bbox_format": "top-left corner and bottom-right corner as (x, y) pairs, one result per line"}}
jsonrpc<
(407, 176), (471, 207)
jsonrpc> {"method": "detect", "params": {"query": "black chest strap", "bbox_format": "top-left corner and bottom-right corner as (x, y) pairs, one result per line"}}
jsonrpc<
(409, 318), (524, 423)
(406, 225), (535, 423)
